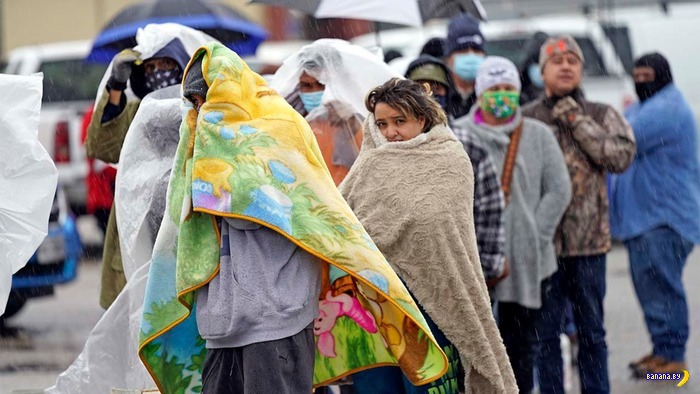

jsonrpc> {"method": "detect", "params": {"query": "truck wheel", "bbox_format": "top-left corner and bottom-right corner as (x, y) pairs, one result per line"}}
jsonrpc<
(3, 292), (27, 319)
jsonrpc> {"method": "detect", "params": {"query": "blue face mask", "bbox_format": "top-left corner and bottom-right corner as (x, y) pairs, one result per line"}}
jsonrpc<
(452, 53), (484, 81)
(300, 91), (324, 113)
(528, 64), (544, 89)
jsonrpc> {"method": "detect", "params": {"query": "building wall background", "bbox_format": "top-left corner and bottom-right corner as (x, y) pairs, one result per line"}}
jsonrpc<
(1, 0), (266, 56)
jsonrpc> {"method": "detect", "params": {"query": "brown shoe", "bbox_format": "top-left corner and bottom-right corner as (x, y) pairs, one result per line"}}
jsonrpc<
(634, 357), (687, 379)
(629, 354), (661, 370)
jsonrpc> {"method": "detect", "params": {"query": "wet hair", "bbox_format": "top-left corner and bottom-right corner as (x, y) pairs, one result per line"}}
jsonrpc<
(365, 78), (447, 132)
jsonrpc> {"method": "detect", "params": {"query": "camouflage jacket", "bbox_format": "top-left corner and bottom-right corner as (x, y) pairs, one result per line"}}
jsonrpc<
(523, 90), (636, 257)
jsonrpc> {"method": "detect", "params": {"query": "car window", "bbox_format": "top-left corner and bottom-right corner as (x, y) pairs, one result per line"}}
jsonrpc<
(39, 59), (107, 103)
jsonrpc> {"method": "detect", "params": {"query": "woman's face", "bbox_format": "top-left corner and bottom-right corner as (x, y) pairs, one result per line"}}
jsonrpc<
(374, 102), (425, 142)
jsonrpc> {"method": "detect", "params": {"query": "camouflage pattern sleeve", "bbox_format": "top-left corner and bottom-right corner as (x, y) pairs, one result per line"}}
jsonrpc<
(569, 106), (636, 173)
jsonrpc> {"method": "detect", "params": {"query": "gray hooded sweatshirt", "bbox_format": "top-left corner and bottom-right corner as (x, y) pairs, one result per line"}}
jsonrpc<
(453, 108), (572, 308)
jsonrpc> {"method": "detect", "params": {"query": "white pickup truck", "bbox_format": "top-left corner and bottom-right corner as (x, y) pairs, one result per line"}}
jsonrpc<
(3, 41), (108, 213)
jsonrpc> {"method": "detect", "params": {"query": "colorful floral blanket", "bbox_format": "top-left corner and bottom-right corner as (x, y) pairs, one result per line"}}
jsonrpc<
(137, 42), (448, 393)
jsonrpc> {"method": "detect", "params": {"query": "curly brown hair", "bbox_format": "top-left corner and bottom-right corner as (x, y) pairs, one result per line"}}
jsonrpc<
(365, 78), (448, 133)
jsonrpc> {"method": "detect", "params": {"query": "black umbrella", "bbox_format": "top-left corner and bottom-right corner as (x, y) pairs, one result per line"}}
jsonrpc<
(88, 0), (267, 63)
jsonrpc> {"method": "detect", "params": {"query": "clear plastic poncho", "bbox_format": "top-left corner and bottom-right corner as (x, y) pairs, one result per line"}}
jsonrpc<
(270, 39), (400, 185)
(0, 73), (58, 317)
(47, 24), (216, 394)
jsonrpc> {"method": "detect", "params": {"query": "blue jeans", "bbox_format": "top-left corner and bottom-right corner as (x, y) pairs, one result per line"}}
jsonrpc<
(625, 226), (694, 362)
(537, 255), (609, 394)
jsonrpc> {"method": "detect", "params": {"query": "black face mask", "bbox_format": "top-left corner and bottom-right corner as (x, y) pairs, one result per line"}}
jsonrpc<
(635, 81), (666, 103)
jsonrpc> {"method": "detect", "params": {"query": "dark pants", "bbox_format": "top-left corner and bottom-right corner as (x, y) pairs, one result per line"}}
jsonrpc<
(352, 309), (460, 394)
(499, 302), (538, 393)
(537, 255), (609, 394)
(201, 325), (315, 394)
(625, 226), (694, 362)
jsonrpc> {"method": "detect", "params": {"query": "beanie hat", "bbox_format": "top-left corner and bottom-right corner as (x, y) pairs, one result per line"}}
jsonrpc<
(183, 55), (208, 101)
(539, 35), (585, 69)
(420, 37), (446, 58)
(475, 56), (521, 97)
(446, 13), (485, 56)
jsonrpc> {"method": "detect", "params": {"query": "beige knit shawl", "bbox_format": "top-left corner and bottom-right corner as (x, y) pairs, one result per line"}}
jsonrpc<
(339, 115), (517, 393)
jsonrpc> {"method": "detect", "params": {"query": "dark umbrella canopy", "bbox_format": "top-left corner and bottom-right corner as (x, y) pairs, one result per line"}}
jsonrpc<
(88, 0), (267, 63)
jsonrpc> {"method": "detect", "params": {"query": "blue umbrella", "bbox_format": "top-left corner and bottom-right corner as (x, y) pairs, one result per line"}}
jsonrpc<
(88, 0), (267, 63)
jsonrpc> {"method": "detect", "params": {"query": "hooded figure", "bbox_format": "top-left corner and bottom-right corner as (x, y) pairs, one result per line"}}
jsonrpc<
(138, 42), (449, 393)
(632, 53), (674, 103)
(47, 24), (216, 394)
(271, 39), (399, 185)
(611, 53), (700, 377)
(85, 23), (209, 310)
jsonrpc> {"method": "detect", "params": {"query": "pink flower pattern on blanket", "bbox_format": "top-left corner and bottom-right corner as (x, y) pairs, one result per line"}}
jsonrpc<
(314, 291), (379, 358)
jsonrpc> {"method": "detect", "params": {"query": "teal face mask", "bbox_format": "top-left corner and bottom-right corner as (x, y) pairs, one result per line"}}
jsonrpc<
(452, 53), (484, 81)
(300, 90), (324, 113)
(481, 90), (520, 119)
(528, 64), (544, 89)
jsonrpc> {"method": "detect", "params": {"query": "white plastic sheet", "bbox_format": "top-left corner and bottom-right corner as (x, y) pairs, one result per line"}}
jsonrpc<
(0, 73), (58, 317)
(270, 38), (400, 118)
(116, 85), (182, 280)
(47, 88), (183, 394)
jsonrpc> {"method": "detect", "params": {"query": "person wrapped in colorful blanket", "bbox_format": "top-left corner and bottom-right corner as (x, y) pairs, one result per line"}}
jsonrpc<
(137, 42), (451, 394)
(340, 78), (517, 393)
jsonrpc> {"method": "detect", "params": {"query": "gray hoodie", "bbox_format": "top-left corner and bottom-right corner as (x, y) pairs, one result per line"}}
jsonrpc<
(196, 218), (321, 348)
(453, 108), (572, 308)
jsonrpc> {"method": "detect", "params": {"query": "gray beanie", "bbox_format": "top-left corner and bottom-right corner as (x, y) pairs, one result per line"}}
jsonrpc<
(475, 56), (521, 97)
(183, 55), (208, 100)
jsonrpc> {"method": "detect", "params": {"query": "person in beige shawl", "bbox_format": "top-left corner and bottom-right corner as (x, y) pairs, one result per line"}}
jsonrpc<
(340, 78), (516, 394)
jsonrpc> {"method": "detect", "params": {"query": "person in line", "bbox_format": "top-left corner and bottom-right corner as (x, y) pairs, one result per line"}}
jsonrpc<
(611, 52), (700, 377)
(342, 78), (517, 393)
(523, 35), (636, 394)
(85, 33), (191, 309)
(444, 13), (487, 119)
(271, 39), (398, 185)
(453, 56), (571, 392)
